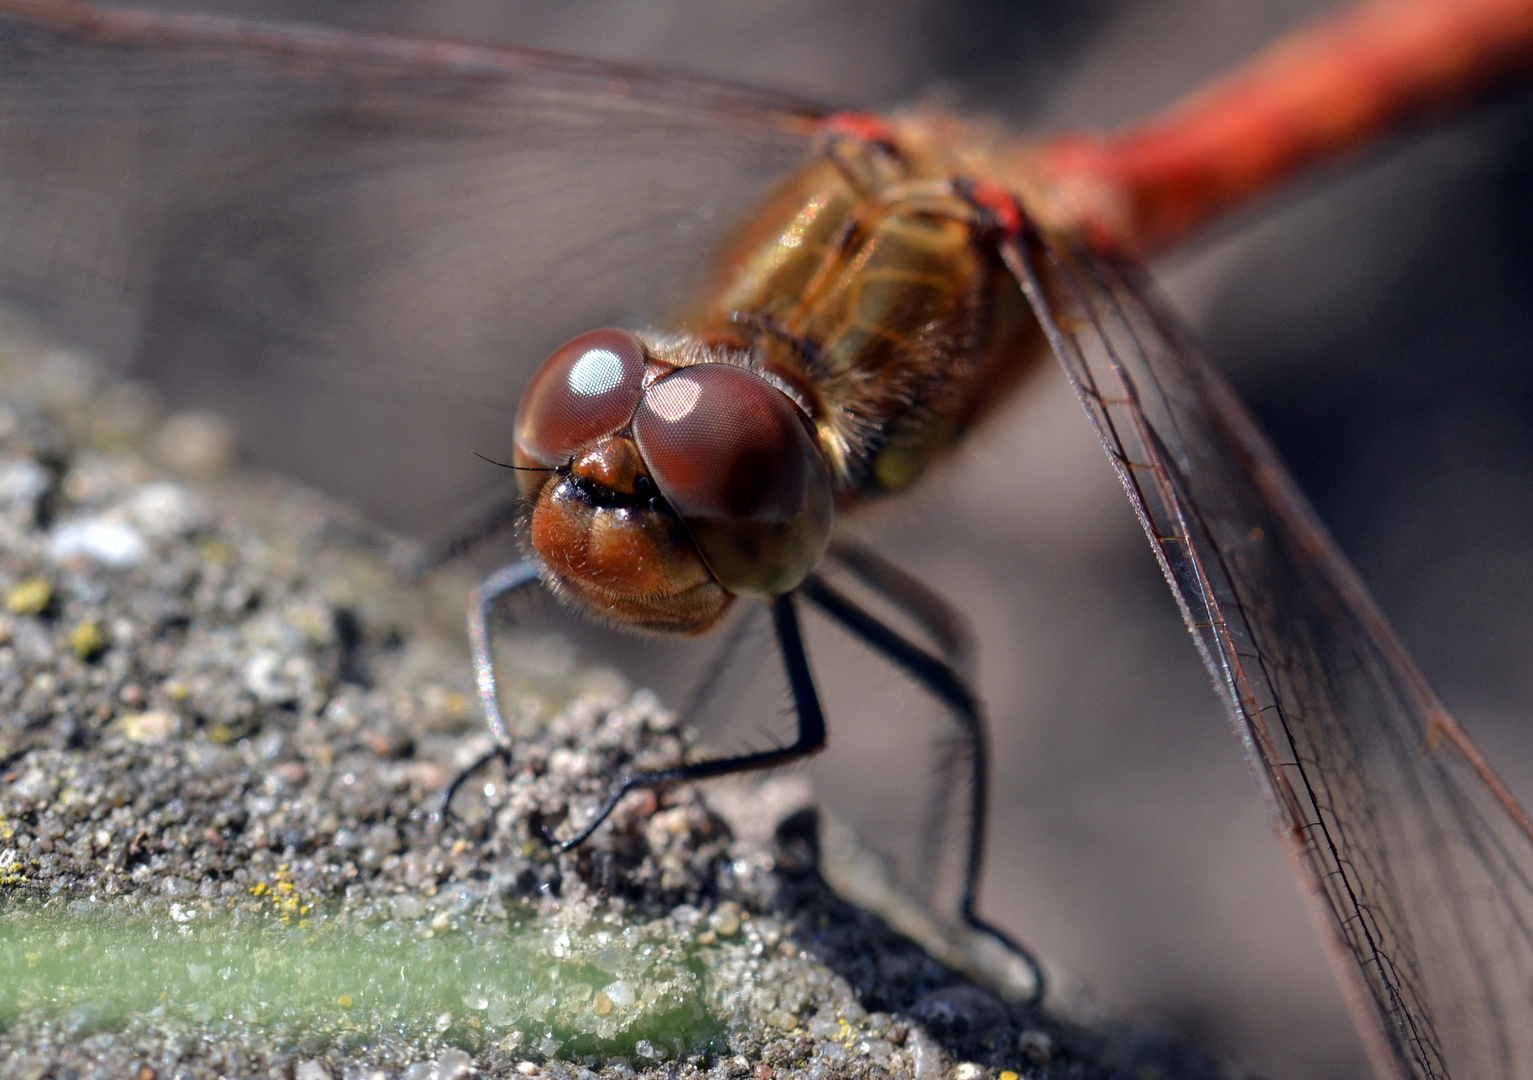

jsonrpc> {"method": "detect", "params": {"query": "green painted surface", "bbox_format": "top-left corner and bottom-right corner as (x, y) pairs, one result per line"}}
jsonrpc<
(0, 898), (720, 1060)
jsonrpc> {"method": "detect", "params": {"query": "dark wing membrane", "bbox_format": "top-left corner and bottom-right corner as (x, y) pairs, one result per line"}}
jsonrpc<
(1008, 234), (1533, 1080)
(0, 2), (823, 533)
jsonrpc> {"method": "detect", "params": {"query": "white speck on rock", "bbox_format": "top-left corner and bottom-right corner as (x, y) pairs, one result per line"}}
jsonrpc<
(48, 517), (147, 567)
(296, 1062), (332, 1080)
(242, 651), (300, 705)
(0, 458), (47, 504)
(127, 481), (206, 537)
(120, 710), (181, 744)
(12, 769), (53, 803)
(435, 1048), (472, 1080)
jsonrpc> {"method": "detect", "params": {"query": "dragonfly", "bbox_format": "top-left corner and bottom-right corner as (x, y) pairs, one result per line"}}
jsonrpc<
(0, 1), (1531, 1077)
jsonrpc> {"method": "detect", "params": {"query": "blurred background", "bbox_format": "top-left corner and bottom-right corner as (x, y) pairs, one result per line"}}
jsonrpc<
(6, 1), (1533, 1077)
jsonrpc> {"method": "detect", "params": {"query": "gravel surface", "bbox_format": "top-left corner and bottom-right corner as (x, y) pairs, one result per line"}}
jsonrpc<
(0, 316), (1235, 1080)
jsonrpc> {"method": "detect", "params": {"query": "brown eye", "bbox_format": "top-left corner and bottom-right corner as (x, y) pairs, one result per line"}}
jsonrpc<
(634, 364), (833, 597)
(514, 329), (647, 467)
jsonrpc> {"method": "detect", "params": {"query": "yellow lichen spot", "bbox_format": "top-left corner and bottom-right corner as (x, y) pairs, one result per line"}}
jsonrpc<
(198, 537), (230, 565)
(283, 601), (332, 645)
(277, 882), (295, 894)
(0, 815), (13, 841)
(1001, 1072), (1019, 1080)
(68, 620), (107, 661)
(337, 995), (354, 1009)
(6, 578), (51, 615)
(165, 680), (191, 702)
(249, 882), (269, 897)
(208, 723), (234, 744)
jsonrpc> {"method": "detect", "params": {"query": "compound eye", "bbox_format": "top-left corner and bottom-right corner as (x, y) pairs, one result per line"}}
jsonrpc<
(514, 329), (647, 467)
(634, 364), (833, 597)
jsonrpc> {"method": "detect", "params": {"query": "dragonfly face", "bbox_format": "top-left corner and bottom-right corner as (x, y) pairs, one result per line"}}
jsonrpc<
(513, 327), (833, 630)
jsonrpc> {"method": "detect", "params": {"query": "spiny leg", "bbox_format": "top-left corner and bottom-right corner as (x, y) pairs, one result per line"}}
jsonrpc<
(829, 538), (975, 898)
(542, 594), (827, 851)
(438, 559), (543, 820)
(828, 537), (976, 680)
(680, 601), (769, 722)
(799, 571), (1046, 1007)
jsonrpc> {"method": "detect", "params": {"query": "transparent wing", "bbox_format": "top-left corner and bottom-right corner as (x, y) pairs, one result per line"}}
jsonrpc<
(1008, 234), (1533, 1080)
(0, 1), (824, 534)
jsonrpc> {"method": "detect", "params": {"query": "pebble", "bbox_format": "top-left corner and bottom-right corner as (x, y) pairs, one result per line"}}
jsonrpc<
(150, 410), (237, 477)
(127, 481), (206, 537)
(437, 1048), (473, 1080)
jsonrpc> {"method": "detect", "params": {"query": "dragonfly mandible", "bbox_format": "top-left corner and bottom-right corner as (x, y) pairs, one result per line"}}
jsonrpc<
(0, 2), (1531, 1078)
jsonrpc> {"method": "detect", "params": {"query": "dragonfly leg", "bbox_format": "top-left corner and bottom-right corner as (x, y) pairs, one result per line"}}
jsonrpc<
(437, 560), (543, 822)
(799, 571), (1046, 1007)
(827, 540), (976, 902)
(541, 594), (827, 851)
(827, 537), (976, 680)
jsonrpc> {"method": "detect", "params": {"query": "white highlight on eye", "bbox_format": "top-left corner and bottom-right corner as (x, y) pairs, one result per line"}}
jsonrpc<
(567, 348), (625, 396)
(646, 375), (702, 422)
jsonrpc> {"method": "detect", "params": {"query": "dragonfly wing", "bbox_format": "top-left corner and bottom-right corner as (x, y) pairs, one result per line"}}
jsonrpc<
(1007, 234), (1533, 1080)
(0, 3), (823, 533)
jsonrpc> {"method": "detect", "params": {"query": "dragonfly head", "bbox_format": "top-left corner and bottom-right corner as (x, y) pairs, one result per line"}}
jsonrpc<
(514, 329), (834, 633)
